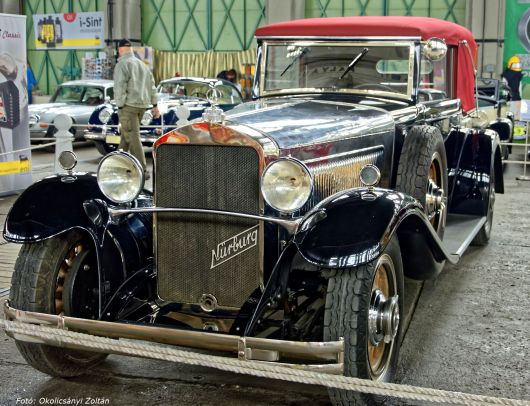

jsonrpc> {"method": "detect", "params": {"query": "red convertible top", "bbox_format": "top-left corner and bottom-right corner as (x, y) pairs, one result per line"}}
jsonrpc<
(256, 16), (477, 112)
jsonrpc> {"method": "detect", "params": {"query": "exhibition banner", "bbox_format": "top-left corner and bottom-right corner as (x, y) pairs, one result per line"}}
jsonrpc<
(32, 12), (104, 50)
(504, 0), (530, 98)
(0, 13), (32, 194)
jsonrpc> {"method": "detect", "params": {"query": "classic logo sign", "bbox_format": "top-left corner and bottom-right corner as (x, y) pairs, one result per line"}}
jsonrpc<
(211, 225), (258, 269)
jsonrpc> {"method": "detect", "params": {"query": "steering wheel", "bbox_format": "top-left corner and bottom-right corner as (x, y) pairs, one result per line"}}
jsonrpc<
(191, 89), (207, 98)
(352, 83), (394, 92)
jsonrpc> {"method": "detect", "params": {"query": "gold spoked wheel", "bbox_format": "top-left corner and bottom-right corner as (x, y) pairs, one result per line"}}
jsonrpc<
(367, 254), (399, 380)
(426, 151), (446, 233)
(10, 230), (106, 377)
(54, 242), (85, 316)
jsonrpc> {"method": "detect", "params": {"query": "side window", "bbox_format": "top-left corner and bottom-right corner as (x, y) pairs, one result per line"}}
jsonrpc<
(419, 47), (454, 100)
(106, 87), (114, 100)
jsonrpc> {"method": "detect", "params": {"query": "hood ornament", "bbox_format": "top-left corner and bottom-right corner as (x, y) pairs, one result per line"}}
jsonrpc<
(202, 85), (225, 124)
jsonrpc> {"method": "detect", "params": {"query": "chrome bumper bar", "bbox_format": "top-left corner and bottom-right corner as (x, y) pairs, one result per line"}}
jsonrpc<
(4, 302), (344, 374)
(108, 207), (303, 234)
(84, 131), (158, 144)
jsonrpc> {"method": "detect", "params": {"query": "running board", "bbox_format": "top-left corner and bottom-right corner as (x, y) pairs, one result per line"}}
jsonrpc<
(442, 214), (486, 257)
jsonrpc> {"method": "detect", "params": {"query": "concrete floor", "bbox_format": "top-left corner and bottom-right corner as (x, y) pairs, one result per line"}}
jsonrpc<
(0, 144), (529, 405)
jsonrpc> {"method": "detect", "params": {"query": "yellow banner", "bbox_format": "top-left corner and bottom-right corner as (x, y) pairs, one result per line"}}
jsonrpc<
(0, 160), (31, 176)
(35, 37), (102, 48)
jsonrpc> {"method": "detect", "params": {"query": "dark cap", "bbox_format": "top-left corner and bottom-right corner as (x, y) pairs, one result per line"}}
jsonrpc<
(118, 39), (132, 48)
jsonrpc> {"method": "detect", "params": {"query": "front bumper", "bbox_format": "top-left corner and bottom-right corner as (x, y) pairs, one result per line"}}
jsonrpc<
(4, 302), (344, 374)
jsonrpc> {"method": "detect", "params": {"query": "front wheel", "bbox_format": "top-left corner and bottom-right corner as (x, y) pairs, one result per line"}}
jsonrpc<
(9, 230), (106, 377)
(324, 238), (404, 405)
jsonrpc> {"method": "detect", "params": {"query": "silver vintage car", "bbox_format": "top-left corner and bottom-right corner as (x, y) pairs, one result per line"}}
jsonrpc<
(29, 79), (114, 142)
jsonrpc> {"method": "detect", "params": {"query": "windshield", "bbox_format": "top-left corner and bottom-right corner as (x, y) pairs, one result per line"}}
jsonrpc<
(157, 80), (242, 104)
(52, 85), (105, 105)
(262, 41), (414, 98)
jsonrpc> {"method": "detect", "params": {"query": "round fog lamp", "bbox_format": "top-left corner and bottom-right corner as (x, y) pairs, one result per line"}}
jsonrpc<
(58, 151), (77, 171)
(261, 158), (312, 213)
(98, 108), (113, 124)
(97, 152), (144, 203)
(360, 165), (381, 187)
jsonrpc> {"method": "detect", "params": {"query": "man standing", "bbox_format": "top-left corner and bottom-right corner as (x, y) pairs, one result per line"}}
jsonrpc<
(113, 39), (158, 177)
(502, 55), (523, 101)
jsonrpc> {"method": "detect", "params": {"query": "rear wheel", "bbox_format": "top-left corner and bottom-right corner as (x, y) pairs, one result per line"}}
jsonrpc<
(9, 230), (106, 377)
(472, 165), (495, 246)
(324, 238), (404, 405)
(396, 125), (448, 239)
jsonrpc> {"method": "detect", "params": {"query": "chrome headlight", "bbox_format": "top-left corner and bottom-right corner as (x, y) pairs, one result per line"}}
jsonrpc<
(261, 158), (312, 213)
(141, 111), (153, 126)
(98, 108), (113, 124)
(97, 151), (144, 204)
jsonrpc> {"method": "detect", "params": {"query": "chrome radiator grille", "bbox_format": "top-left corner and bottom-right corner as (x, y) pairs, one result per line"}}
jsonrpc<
(303, 149), (383, 211)
(155, 144), (261, 309)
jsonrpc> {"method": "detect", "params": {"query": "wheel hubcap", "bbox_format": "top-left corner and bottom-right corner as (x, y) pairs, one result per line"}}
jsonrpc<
(369, 290), (400, 346)
(426, 153), (446, 231)
(367, 254), (399, 379)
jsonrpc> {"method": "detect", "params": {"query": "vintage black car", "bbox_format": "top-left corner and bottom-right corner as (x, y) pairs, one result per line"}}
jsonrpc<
(84, 77), (242, 155)
(475, 77), (514, 159)
(4, 17), (504, 406)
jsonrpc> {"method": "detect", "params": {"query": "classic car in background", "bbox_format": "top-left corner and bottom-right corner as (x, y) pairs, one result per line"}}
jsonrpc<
(5, 17), (504, 406)
(475, 77), (514, 159)
(84, 77), (242, 155)
(29, 79), (113, 142)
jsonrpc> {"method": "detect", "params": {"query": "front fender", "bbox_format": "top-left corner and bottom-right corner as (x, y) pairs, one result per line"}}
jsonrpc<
(4, 173), (107, 243)
(293, 188), (456, 278)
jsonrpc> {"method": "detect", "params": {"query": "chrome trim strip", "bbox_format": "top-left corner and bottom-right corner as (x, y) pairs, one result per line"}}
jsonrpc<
(454, 217), (487, 257)
(302, 145), (383, 164)
(4, 302), (344, 365)
(109, 207), (301, 235)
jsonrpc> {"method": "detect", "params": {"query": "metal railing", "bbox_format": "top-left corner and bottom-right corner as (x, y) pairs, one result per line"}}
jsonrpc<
(500, 124), (530, 181)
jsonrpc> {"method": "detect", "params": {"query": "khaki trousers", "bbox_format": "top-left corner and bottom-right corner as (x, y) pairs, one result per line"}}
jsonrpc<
(118, 105), (147, 170)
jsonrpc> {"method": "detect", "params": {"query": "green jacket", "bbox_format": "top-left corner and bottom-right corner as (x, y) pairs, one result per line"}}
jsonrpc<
(113, 52), (157, 109)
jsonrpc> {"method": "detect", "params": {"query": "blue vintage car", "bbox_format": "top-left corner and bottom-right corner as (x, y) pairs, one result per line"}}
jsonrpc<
(84, 77), (243, 155)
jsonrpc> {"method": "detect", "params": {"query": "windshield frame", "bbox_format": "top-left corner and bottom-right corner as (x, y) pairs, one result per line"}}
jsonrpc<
(51, 85), (106, 105)
(259, 39), (416, 101)
(157, 79), (243, 104)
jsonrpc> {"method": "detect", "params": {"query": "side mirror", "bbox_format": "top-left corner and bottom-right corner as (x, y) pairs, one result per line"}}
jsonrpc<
(423, 38), (447, 61)
(105, 96), (111, 103)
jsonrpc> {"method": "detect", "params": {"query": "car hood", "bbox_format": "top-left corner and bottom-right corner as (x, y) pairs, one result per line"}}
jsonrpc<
(225, 98), (394, 150)
(29, 103), (95, 119)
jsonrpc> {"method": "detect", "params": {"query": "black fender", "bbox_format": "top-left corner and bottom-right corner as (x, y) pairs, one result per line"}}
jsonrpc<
(292, 188), (456, 280)
(3, 173), (153, 314)
(489, 118), (513, 143)
(446, 128), (503, 217)
(4, 173), (105, 243)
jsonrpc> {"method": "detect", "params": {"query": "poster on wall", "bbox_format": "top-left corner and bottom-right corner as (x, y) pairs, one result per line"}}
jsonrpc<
(0, 13), (32, 194)
(505, 0), (530, 100)
(32, 12), (104, 50)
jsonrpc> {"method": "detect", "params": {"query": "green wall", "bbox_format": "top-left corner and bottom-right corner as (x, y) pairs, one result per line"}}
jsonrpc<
(141, 0), (266, 51)
(304, 0), (466, 23)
